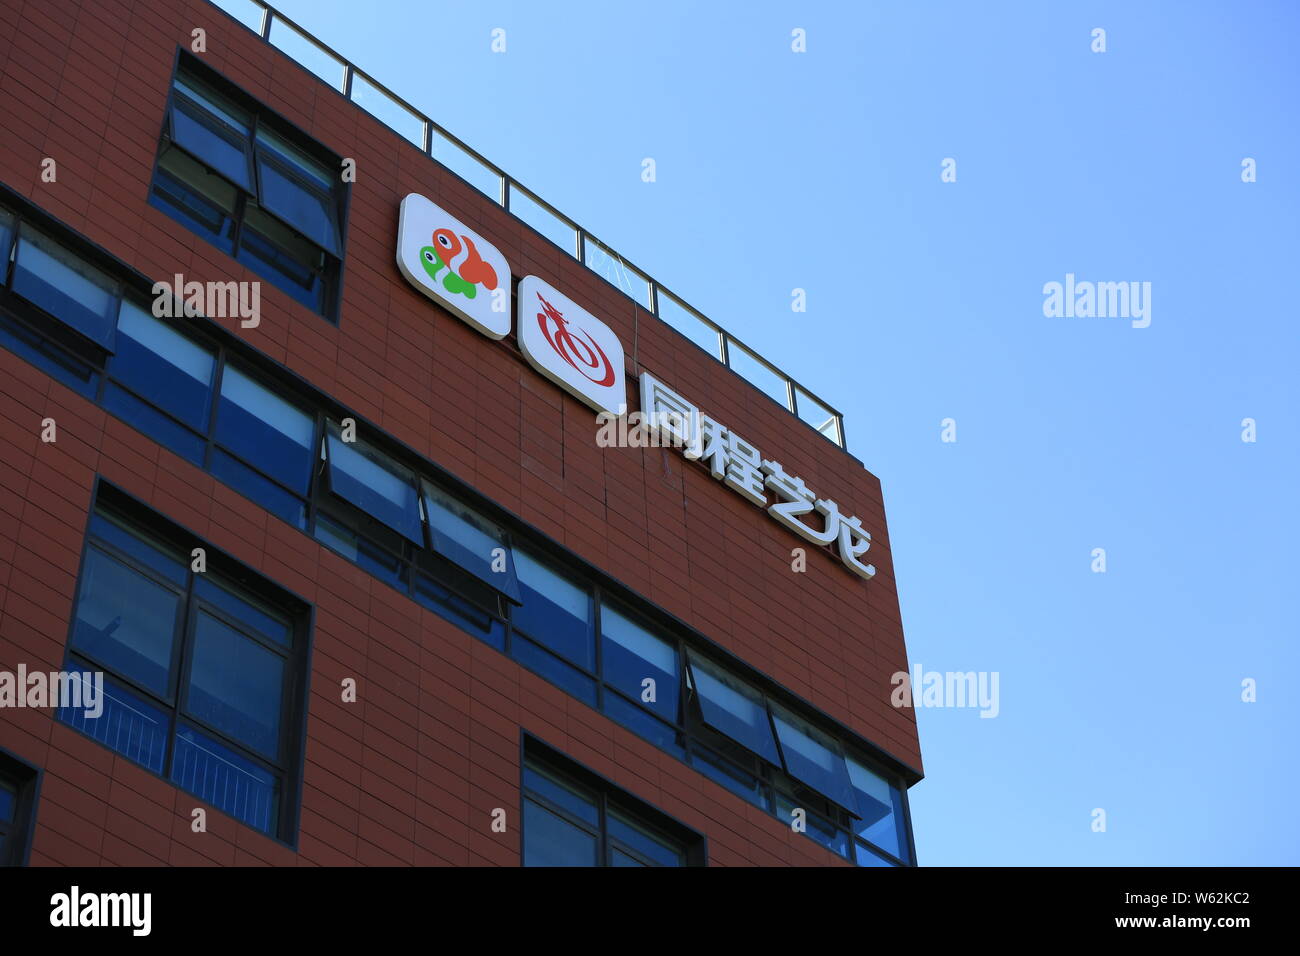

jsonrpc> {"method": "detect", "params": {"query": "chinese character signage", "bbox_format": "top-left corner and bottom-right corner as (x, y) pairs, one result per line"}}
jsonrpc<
(640, 373), (876, 581)
(396, 193), (875, 582)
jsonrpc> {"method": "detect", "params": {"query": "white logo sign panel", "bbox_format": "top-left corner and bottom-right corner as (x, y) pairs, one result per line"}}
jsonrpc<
(396, 193), (510, 339)
(517, 275), (625, 414)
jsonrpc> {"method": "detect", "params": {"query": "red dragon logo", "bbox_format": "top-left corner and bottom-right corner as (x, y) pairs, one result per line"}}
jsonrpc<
(535, 292), (615, 387)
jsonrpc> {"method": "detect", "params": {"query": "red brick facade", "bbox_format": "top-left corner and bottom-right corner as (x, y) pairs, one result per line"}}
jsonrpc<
(0, 0), (919, 866)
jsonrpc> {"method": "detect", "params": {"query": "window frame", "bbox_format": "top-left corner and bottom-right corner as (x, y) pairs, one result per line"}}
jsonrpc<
(0, 750), (41, 867)
(57, 483), (312, 845)
(520, 735), (704, 867)
(148, 50), (348, 323)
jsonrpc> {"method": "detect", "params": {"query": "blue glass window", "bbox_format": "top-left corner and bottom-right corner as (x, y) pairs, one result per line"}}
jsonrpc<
(0, 782), (13, 823)
(211, 450), (309, 529)
(313, 512), (406, 590)
(770, 703), (857, 812)
(172, 723), (278, 835)
(685, 651), (781, 765)
(423, 481), (519, 601)
(512, 636), (598, 707)
(855, 842), (900, 867)
(523, 799), (598, 867)
(523, 765), (599, 826)
(11, 225), (119, 349)
(59, 495), (304, 842)
(102, 384), (206, 466)
(254, 128), (340, 255)
(58, 667), (169, 775)
(415, 571), (506, 651)
(601, 604), (678, 723)
(608, 811), (685, 866)
(215, 366), (315, 494)
(0, 206), (14, 263)
(85, 513), (188, 587)
(512, 549), (593, 670)
(325, 422), (423, 544)
(236, 202), (327, 314)
(602, 693), (686, 760)
(689, 742), (766, 807)
(184, 611), (284, 759)
(149, 61), (344, 321)
(0, 311), (99, 399)
(847, 756), (908, 862)
(196, 576), (291, 648)
(774, 793), (850, 857)
(108, 300), (215, 430)
(70, 546), (183, 698)
(522, 756), (693, 867)
(171, 77), (253, 189)
(150, 148), (238, 254)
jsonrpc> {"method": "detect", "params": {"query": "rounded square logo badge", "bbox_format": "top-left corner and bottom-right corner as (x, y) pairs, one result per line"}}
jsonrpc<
(517, 275), (626, 415)
(396, 193), (511, 339)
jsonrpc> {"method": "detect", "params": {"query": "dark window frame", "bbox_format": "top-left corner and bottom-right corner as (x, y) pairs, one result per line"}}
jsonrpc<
(520, 735), (705, 867)
(148, 49), (348, 324)
(0, 749), (41, 867)
(56, 482), (313, 846)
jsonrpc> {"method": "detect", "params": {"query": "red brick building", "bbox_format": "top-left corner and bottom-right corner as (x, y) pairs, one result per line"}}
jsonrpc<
(0, 0), (921, 867)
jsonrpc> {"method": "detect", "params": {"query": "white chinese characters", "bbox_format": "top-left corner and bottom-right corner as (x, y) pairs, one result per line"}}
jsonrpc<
(640, 373), (876, 581)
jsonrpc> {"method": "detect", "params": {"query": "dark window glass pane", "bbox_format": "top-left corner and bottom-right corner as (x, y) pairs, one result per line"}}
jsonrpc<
(254, 128), (334, 190)
(102, 383), (206, 466)
(847, 756), (908, 862)
(71, 547), (181, 698)
(236, 203), (326, 314)
(171, 724), (278, 836)
(522, 798), (597, 867)
(0, 782), (15, 823)
(602, 692), (685, 761)
(775, 793), (849, 858)
(108, 300), (214, 431)
(150, 148), (237, 255)
(855, 841), (899, 867)
(87, 513), (187, 588)
(608, 811), (684, 867)
(195, 576), (291, 648)
(512, 636), (597, 707)
(214, 366), (314, 494)
(185, 611), (284, 758)
(522, 766), (598, 827)
(770, 703), (856, 812)
(422, 481), (519, 601)
(686, 652), (781, 765)
(174, 77), (251, 132)
(689, 743), (766, 808)
(414, 571), (506, 651)
(512, 549), (592, 670)
(610, 848), (645, 867)
(0, 313), (99, 399)
(211, 450), (308, 530)
(58, 667), (168, 774)
(11, 225), (119, 349)
(0, 206), (13, 264)
(255, 152), (339, 254)
(325, 423), (422, 544)
(170, 95), (252, 190)
(313, 513), (406, 590)
(601, 604), (678, 723)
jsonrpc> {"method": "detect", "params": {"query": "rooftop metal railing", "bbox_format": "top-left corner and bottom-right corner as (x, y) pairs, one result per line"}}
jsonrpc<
(208, 0), (848, 449)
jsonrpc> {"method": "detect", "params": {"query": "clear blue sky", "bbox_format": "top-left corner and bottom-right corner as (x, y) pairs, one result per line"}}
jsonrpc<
(237, 0), (1299, 865)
